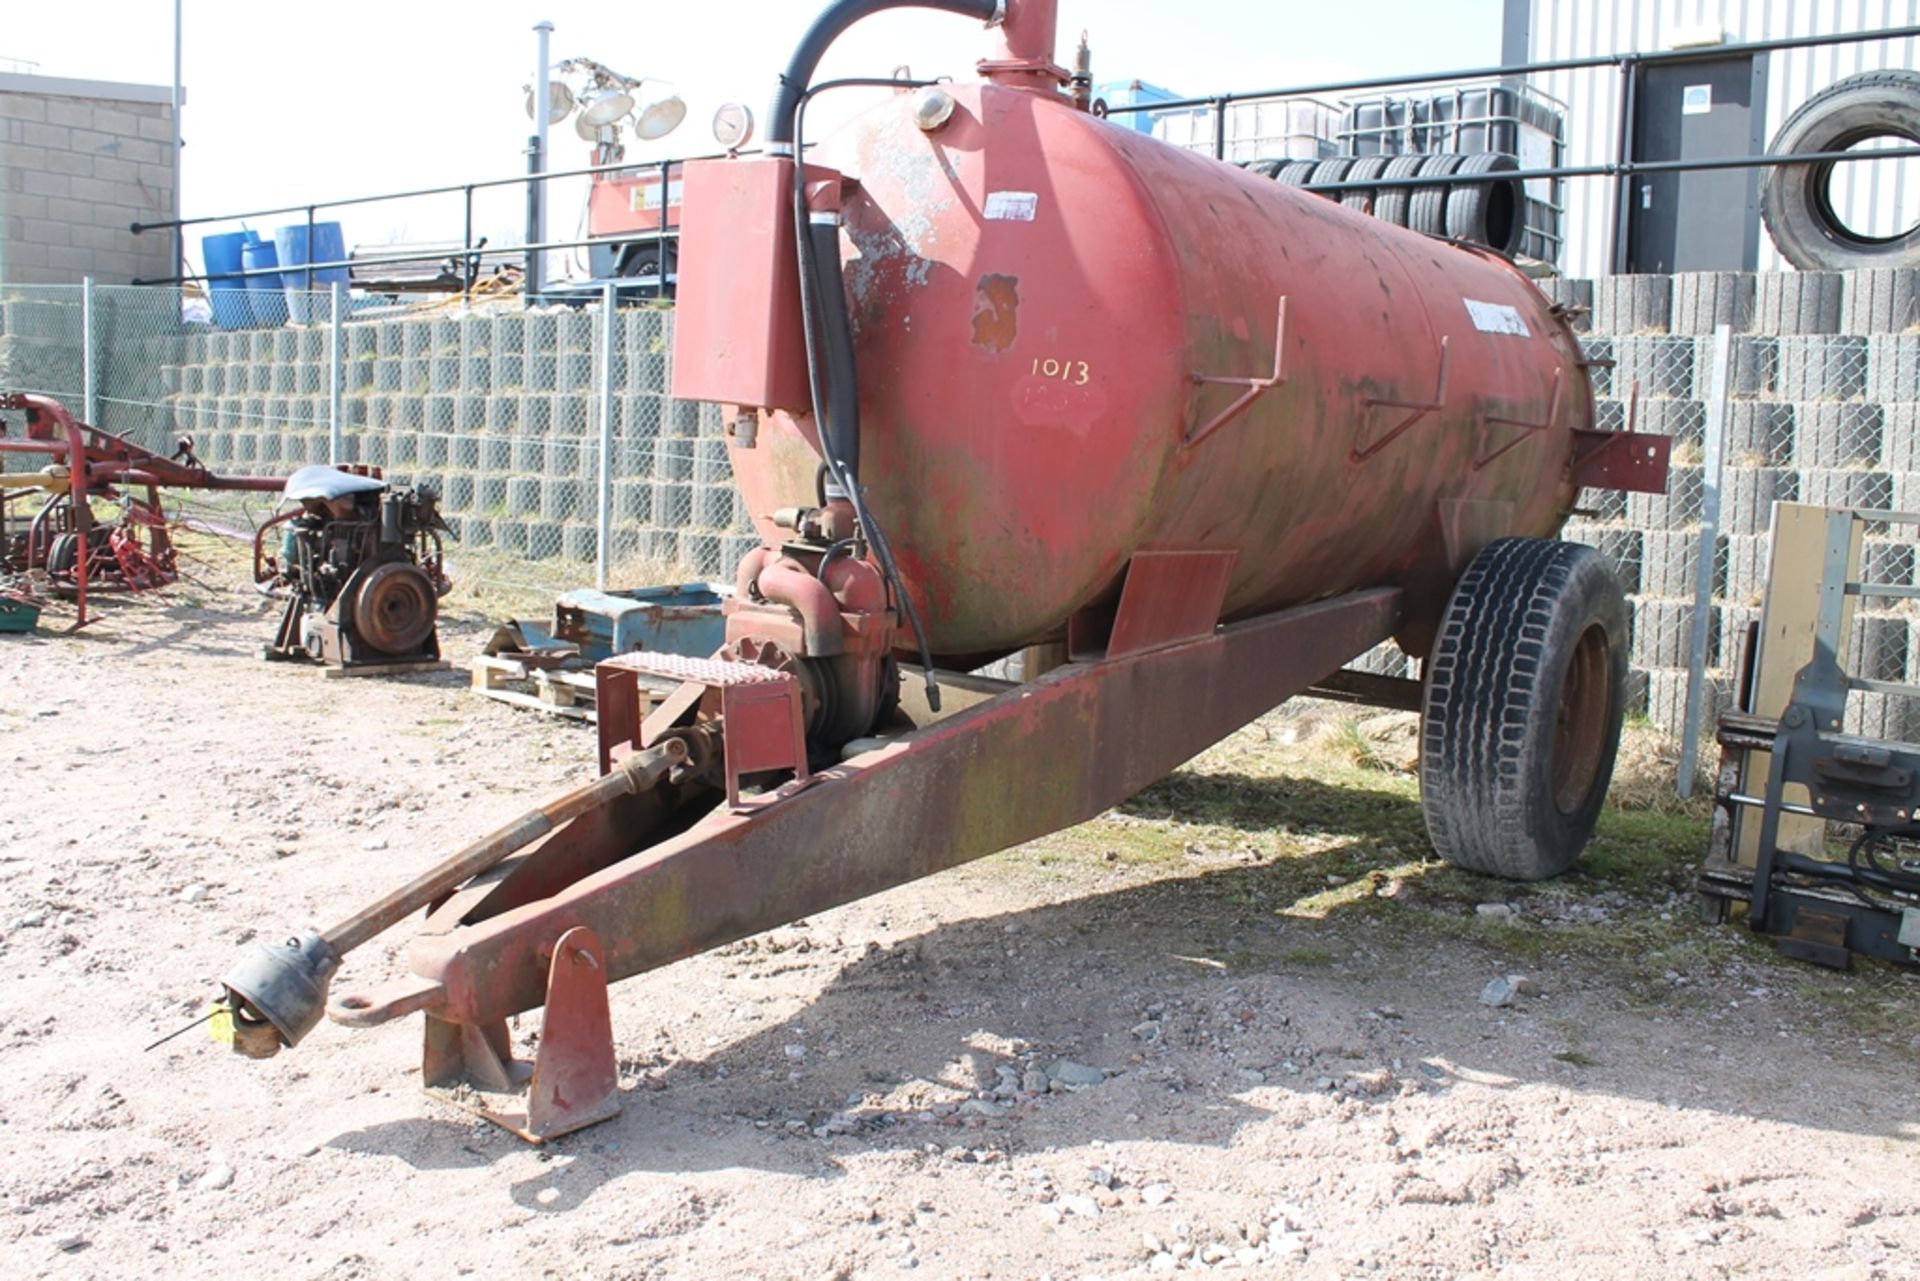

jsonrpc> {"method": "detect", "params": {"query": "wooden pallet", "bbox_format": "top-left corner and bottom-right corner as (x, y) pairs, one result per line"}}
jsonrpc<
(319, 658), (451, 680)
(470, 654), (600, 721)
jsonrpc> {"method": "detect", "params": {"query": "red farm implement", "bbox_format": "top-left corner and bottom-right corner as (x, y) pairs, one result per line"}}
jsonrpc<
(0, 393), (288, 628)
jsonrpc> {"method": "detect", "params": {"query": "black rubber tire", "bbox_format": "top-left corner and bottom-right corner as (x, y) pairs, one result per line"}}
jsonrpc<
(1246, 158), (1288, 179)
(1419, 538), (1629, 881)
(1443, 151), (1524, 252)
(1339, 155), (1393, 214)
(617, 241), (679, 280)
(1307, 156), (1355, 200)
(1408, 152), (1467, 238)
(1372, 154), (1430, 227)
(1760, 68), (1920, 271)
(47, 534), (78, 577)
(1275, 160), (1319, 188)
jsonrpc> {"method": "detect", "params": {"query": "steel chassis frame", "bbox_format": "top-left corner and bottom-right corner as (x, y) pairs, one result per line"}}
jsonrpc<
(324, 562), (1401, 1140)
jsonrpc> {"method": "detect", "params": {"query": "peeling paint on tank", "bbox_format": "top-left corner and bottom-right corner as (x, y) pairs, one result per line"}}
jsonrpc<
(841, 124), (959, 300)
(971, 275), (1019, 351)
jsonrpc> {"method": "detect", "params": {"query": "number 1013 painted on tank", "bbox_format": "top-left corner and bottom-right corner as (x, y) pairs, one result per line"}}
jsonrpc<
(1031, 355), (1092, 384)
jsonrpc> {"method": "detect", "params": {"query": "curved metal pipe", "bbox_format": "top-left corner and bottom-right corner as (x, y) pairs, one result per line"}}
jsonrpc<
(758, 560), (844, 655)
(766, 0), (1001, 146)
(734, 545), (773, 603)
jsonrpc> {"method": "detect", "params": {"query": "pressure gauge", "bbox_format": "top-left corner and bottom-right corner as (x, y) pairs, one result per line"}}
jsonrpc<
(713, 102), (755, 150)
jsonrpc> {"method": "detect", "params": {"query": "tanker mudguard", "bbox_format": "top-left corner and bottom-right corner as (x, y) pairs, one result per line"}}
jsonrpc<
(671, 158), (815, 412)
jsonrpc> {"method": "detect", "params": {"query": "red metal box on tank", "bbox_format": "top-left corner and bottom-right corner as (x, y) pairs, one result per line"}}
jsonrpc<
(670, 158), (812, 412)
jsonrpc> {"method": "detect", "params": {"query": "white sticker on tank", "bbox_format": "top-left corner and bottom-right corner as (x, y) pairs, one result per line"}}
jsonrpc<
(1464, 299), (1531, 337)
(984, 191), (1039, 222)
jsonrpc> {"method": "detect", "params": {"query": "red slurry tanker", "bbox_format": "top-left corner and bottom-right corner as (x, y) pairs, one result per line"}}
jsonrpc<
(217, 0), (1668, 1141)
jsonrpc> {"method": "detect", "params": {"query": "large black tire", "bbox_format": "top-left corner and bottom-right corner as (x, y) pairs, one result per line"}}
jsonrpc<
(1760, 69), (1920, 271)
(1420, 538), (1629, 880)
(1339, 155), (1394, 214)
(1275, 160), (1319, 188)
(1307, 156), (1356, 200)
(1444, 152), (1524, 253)
(616, 240), (679, 281)
(1408, 152), (1467, 238)
(1246, 158), (1288, 179)
(1372, 154), (1430, 227)
(46, 533), (79, 577)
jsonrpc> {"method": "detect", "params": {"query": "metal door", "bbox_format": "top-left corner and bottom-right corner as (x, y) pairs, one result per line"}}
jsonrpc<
(1623, 53), (1770, 273)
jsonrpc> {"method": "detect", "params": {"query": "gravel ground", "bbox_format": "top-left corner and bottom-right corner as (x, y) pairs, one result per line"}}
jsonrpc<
(2, 562), (1918, 1281)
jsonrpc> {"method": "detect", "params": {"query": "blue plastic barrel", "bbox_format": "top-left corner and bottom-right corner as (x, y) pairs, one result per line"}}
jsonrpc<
(273, 221), (349, 323)
(240, 236), (289, 326)
(201, 230), (253, 329)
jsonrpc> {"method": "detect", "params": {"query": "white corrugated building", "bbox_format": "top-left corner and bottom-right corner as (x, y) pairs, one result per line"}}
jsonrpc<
(1518, 0), (1920, 278)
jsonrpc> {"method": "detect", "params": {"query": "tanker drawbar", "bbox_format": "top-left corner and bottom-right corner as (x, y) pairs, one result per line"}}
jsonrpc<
(213, 0), (1673, 1142)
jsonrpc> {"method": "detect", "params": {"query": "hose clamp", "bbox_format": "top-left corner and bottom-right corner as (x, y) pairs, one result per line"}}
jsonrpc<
(986, 0), (1006, 27)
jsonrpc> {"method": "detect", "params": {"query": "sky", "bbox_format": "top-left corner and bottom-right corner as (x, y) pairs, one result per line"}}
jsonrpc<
(5, 0), (1504, 279)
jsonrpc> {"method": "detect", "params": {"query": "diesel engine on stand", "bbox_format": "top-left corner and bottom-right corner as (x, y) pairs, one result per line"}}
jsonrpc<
(257, 465), (452, 670)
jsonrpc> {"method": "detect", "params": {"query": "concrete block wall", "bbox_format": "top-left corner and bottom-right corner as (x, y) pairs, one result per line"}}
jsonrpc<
(166, 305), (757, 578)
(24, 263), (1916, 739)
(1552, 267), (1920, 739)
(0, 73), (178, 285)
(1352, 268), (1920, 738)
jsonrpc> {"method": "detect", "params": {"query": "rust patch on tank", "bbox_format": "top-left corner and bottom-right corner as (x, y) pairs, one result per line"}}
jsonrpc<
(971, 274), (1020, 351)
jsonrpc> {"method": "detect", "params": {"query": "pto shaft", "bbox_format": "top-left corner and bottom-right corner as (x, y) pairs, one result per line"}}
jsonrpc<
(221, 739), (686, 1056)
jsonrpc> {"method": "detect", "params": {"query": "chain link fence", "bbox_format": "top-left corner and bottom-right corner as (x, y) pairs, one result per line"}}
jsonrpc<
(1560, 325), (1920, 770)
(8, 279), (1920, 763)
(0, 283), (754, 597)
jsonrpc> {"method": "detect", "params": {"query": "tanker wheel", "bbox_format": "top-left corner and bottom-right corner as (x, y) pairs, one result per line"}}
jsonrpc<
(1419, 538), (1628, 881)
(353, 561), (438, 655)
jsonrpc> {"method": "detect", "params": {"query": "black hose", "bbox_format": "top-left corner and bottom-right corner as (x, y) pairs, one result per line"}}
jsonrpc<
(817, 538), (858, 582)
(809, 218), (861, 482)
(792, 80), (941, 712)
(767, 0), (1000, 146)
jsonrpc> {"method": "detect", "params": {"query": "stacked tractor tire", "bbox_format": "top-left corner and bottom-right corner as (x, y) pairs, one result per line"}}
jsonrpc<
(1244, 152), (1526, 256)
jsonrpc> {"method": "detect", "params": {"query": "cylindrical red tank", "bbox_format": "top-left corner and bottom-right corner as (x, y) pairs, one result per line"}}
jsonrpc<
(728, 78), (1594, 662)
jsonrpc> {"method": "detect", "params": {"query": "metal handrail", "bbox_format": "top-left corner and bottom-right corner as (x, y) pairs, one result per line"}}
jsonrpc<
(153, 231), (679, 287)
(128, 21), (1920, 289)
(1098, 23), (1920, 122)
(139, 142), (1920, 288)
(130, 151), (728, 236)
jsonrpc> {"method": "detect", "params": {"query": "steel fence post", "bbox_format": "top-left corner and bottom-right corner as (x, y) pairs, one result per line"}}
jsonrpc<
(81, 276), (97, 425)
(1678, 323), (1733, 799)
(597, 282), (616, 590)
(329, 280), (345, 465)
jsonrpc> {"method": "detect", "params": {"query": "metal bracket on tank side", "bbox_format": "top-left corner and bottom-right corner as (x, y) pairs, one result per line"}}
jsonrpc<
(1351, 338), (1452, 463)
(1473, 368), (1563, 471)
(1184, 298), (1290, 448)
(1567, 371), (1672, 495)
